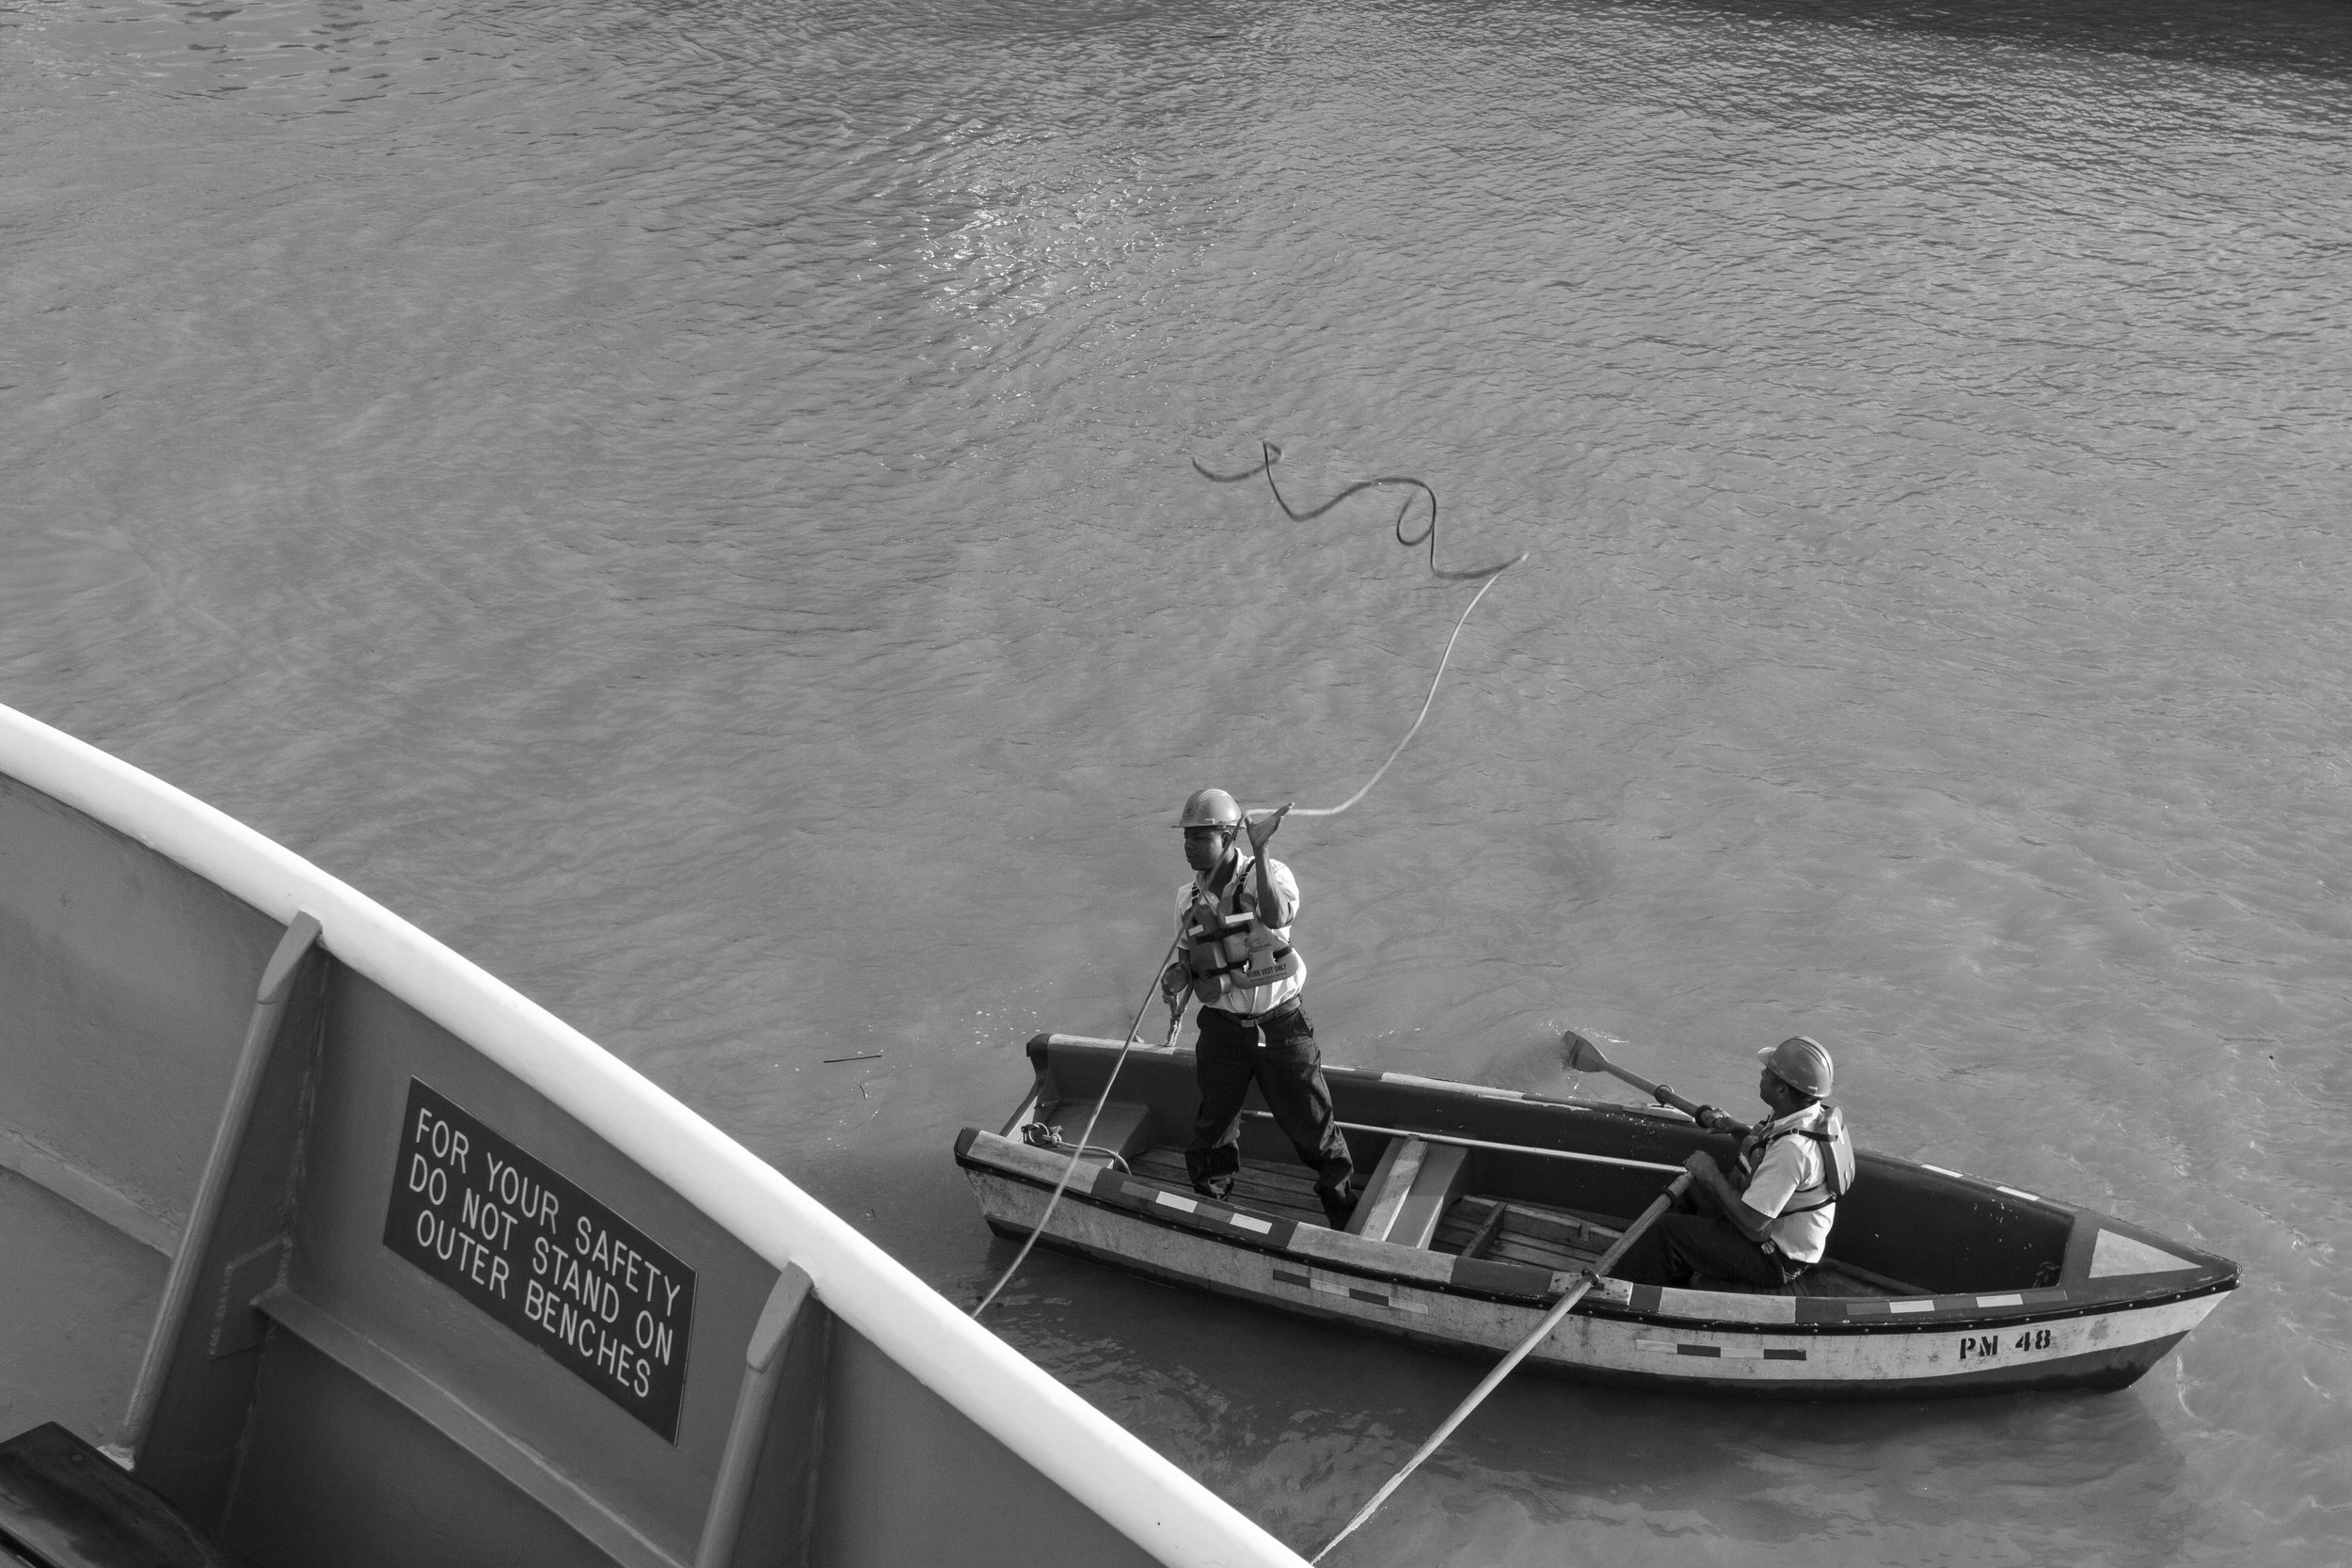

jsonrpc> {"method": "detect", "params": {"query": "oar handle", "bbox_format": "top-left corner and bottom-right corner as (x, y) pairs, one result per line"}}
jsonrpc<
(1597, 1060), (1751, 1137)
(1646, 1078), (1725, 1127)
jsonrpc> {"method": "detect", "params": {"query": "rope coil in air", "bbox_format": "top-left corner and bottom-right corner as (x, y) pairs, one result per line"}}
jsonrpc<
(1193, 440), (1527, 820)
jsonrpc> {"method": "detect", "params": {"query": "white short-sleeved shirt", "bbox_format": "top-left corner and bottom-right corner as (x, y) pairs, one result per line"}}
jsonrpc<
(1741, 1105), (1836, 1263)
(1174, 853), (1305, 1017)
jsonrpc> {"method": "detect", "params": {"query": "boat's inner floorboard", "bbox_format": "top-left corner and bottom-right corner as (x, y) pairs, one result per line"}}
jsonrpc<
(1129, 1148), (1332, 1227)
(1122, 1145), (1911, 1299)
(1436, 1194), (1617, 1271)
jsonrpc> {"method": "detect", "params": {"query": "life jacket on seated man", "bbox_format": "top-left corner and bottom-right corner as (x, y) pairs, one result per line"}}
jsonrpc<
(1616, 1035), (1857, 1290)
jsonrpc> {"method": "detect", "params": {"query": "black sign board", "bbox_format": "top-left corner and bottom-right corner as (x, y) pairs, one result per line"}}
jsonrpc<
(384, 1079), (696, 1441)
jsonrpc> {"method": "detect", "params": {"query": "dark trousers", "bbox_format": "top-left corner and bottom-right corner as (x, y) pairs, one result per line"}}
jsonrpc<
(1184, 1000), (1354, 1221)
(1613, 1208), (1804, 1290)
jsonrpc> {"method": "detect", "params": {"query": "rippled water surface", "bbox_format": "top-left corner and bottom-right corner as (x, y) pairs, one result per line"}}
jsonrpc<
(5, 0), (2348, 1560)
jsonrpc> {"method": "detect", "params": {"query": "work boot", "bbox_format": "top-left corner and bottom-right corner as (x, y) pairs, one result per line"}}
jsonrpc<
(1193, 1180), (1231, 1203)
(1319, 1189), (1357, 1229)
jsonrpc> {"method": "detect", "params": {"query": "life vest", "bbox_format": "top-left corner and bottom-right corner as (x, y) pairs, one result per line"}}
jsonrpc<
(1177, 857), (1303, 1008)
(1738, 1103), (1856, 1216)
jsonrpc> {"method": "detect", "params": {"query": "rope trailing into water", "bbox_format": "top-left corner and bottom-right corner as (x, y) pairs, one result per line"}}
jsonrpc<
(1193, 440), (1528, 818)
(970, 935), (1182, 1320)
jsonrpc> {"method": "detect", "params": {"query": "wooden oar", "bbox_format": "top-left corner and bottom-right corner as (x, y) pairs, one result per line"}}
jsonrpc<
(1563, 1028), (1751, 1136)
(1310, 1169), (1692, 1564)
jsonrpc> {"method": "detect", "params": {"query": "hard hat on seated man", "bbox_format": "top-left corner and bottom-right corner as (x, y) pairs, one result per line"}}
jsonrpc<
(1758, 1035), (1833, 1100)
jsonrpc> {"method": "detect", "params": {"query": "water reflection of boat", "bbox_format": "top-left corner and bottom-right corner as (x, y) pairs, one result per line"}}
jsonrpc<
(0, 703), (1305, 1568)
(958, 1034), (2238, 1400)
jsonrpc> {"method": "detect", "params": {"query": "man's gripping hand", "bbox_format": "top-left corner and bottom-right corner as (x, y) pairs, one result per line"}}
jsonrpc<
(1244, 803), (1291, 855)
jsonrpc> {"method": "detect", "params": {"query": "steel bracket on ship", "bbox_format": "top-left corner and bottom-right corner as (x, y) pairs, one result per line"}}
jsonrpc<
(956, 1034), (2238, 1401)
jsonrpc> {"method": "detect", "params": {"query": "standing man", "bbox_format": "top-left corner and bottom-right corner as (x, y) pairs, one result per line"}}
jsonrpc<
(1161, 787), (1356, 1228)
(1617, 1036), (1856, 1290)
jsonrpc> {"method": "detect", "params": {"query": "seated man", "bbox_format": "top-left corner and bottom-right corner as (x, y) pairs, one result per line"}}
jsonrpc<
(1617, 1036), (1855, 1290)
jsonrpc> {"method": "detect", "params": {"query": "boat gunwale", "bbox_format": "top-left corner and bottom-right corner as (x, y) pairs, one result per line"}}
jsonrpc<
(955, 1135), (2240, 1337)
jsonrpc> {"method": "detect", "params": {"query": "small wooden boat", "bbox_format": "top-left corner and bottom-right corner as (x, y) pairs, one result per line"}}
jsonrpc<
(957, 1033), (2239, 1400)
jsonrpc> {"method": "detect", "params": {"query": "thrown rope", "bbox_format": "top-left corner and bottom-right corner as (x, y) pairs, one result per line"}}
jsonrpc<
(971, 935), (1183, 1319)
(1192, 439), (1522, 581)
(1193, 439), (1528, 819)
(1292, 566), (1512, 819)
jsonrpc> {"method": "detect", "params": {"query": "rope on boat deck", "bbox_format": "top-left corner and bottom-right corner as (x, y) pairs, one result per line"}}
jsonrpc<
(971, 934), (1183, 1320)
(1192, 440), (1527, 820)
(1019, 1126), (1131, 1173)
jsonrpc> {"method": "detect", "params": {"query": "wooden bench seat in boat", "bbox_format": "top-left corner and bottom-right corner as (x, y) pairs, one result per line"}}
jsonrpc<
(1344, 1136), (1470, 1248)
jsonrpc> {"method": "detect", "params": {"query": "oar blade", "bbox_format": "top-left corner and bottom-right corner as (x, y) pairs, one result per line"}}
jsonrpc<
(1561, 1028), (1613, 1075)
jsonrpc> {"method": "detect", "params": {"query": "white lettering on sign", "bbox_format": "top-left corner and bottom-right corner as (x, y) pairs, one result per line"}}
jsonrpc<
(385, 1079), (695, 1441)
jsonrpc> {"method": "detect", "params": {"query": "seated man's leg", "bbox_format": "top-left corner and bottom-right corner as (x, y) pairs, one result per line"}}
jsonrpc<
(1251, 1004), (1355, 1226)
(1660, 1213), (1790, 1290)
(1599, 1212), (1712, 1288)
(1607, 1213), (1682, 1286)
(1185, 1008), (1256, 1198)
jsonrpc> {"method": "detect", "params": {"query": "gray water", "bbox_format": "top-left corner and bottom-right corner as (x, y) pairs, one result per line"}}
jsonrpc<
(5, 0), (2349, 1560)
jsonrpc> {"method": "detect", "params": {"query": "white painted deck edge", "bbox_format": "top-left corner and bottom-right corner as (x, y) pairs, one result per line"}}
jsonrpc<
(0, 701), (1306, 1568)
